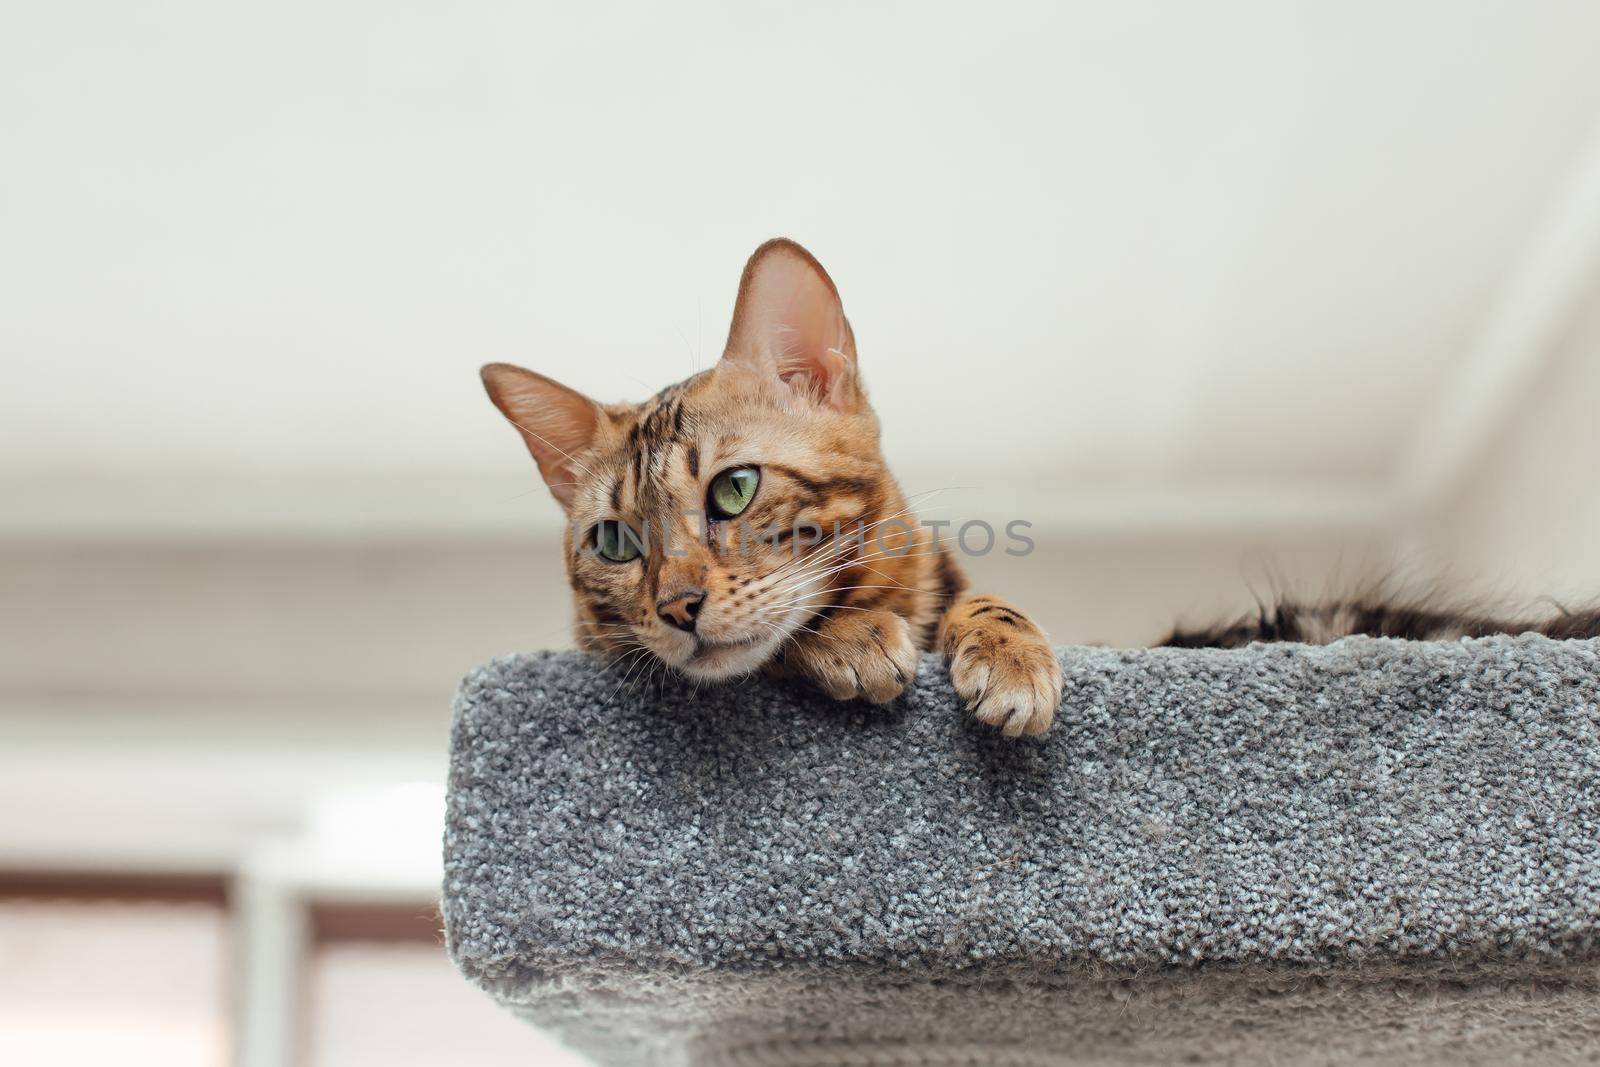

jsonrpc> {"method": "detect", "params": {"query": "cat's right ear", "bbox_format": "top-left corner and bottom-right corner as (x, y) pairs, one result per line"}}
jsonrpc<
(480, 363), (602, 512)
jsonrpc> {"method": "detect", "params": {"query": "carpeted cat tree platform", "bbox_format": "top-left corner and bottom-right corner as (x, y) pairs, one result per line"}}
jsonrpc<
(443, 637), (1600, 1065)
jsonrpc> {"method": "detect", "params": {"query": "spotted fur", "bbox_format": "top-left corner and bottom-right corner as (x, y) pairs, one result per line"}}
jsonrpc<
(482, 238), (1060, 737)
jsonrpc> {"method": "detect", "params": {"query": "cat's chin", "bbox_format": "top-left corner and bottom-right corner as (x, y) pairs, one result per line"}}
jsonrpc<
(678, 633), (780, 682)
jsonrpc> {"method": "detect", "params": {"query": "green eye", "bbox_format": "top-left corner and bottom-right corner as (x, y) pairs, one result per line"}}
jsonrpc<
(593, 520), (643, 562)
(708, 466), (760, 518)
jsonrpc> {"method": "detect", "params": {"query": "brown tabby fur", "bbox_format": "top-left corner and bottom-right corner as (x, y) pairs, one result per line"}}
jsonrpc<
(482, 238), (1061, 736)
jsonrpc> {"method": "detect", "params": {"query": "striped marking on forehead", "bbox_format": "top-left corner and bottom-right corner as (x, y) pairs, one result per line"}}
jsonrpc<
(617, 382), (704, 514)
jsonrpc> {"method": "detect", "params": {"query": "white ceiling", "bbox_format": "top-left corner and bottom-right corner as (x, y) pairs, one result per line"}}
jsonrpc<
(6, 2), (1600, 531)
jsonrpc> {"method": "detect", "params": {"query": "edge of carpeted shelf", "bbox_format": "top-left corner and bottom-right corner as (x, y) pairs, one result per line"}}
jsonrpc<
(444, 637), (1600, 1066)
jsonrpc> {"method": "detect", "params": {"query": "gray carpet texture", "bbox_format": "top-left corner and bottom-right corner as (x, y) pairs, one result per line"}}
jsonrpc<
(443, 637), (1600, 1065)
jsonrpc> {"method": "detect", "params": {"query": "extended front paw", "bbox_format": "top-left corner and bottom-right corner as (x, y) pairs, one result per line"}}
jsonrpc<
(796, 611), (920, 704)
(949, 631), (1062, 737)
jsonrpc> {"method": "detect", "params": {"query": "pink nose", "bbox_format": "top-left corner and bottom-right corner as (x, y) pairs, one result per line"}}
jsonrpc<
(657, 590), (706, 632)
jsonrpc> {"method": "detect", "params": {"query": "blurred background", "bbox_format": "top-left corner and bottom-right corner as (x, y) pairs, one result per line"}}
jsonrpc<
(4, 2), (1600, 1065)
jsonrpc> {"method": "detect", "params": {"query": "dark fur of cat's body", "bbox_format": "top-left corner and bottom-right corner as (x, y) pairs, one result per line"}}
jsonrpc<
(1165, 600), (1600, 648)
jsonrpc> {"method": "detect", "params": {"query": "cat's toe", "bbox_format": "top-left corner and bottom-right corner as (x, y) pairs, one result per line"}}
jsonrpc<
(800, 612), (918, 704)
(973, 681), (1054, 736)
(854, 615), (919, 703)
(951, 639), (1061, 737)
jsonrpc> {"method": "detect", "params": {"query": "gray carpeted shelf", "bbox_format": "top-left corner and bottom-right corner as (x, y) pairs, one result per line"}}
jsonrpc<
(443, 637), (1600, 1066)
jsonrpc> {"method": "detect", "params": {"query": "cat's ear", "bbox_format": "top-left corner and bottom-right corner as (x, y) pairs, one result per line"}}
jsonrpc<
(721, 238), (860, 409)
(480, 363), (602, 512)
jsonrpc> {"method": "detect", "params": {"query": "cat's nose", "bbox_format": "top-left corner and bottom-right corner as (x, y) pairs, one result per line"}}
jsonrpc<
(657, 589), (706, 633)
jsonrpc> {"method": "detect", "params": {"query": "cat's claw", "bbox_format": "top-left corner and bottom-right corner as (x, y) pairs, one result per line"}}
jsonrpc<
(950, 636), (1061, 737)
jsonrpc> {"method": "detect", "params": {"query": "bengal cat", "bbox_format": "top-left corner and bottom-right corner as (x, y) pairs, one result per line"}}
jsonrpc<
(482, 238), (1061, 737)
(483, 238), (1600, 737)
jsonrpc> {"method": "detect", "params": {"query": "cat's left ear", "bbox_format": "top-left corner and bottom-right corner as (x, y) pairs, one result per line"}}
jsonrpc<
(721, 238), (860, 410)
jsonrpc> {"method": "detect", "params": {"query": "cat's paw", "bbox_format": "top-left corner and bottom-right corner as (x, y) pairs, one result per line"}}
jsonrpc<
(795, 610), (920, 705)
(949, 629), (1062, 737)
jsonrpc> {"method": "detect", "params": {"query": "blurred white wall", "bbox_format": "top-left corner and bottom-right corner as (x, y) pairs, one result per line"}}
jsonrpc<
(1425, 270), (1600, 605)
(0, 902), (227, 1067)
(6, 1), (1600, 536)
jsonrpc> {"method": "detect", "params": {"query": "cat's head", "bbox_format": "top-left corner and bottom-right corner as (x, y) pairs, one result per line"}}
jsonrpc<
(482, 239), (897, 681)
